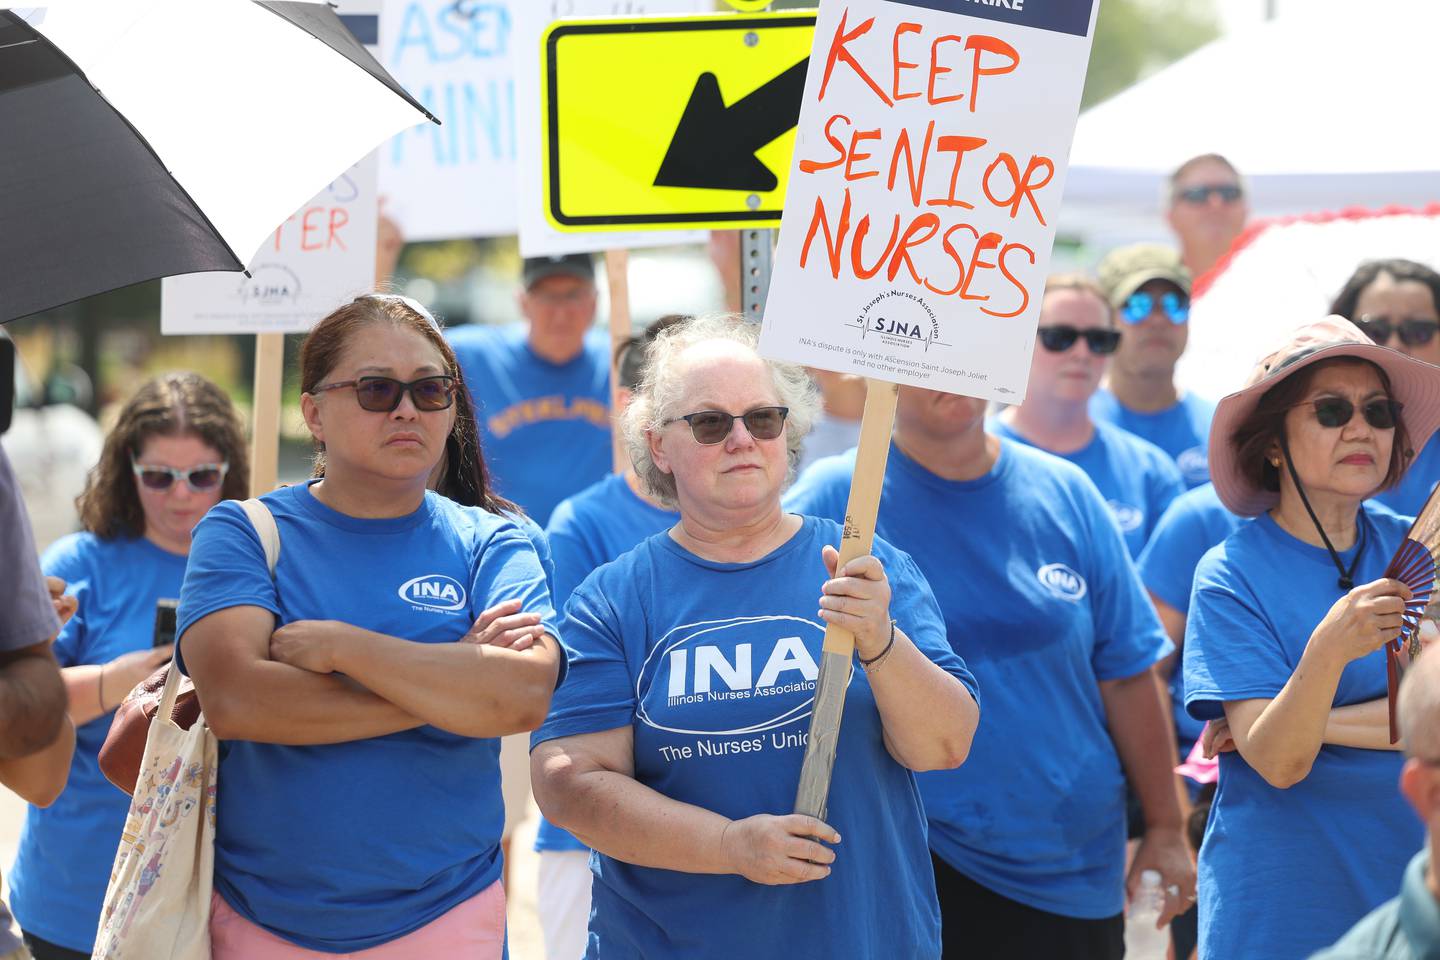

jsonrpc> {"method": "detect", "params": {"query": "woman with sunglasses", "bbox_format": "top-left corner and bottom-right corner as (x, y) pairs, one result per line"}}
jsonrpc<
(1330, 258), (1440, 516)
(176, 296), (562, 957)
(994, 274), (1185, 559)
(1183, 317), (1440, 959)
(8, 373), (248, 960)
(531, 314), (979, 960)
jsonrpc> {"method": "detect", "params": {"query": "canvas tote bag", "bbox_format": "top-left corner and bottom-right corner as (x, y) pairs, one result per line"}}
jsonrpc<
(93, 499), (279, 959)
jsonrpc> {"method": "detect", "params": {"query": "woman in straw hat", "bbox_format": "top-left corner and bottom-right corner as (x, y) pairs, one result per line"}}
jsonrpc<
(1183, 316), (1440, 959)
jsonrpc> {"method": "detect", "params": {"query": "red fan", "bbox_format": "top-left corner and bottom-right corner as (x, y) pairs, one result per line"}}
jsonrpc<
(1382, 504), (1440, 743)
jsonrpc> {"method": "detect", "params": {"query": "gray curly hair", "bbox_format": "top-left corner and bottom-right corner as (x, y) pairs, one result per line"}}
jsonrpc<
(623, 314), (821, 508)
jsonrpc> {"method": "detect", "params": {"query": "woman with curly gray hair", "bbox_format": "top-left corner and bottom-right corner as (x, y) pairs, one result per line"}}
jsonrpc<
(531, 314), (980, 959)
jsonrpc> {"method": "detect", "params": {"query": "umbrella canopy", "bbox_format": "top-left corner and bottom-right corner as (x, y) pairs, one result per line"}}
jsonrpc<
(0, 0), (436, 324)
(1057, 4), (1440, 248)
(1178, 206), (1440, 403)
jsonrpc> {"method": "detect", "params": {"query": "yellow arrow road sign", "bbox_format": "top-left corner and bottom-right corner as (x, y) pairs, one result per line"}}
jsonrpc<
(542, 12), (816, 231)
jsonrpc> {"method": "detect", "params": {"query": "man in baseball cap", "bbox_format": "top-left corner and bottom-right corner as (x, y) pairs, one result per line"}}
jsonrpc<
(1090, 244), (1215, 490)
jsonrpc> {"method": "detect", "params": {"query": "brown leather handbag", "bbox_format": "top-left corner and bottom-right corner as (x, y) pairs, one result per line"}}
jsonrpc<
(97, 498), (281, 796)
(97, 666), (201, 795)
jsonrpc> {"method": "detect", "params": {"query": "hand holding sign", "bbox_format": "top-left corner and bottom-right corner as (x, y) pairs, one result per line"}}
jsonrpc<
(758, 0), (1098, 820)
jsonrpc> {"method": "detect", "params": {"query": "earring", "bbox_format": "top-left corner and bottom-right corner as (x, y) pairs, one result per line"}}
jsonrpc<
(1269, 458), (1281, 467)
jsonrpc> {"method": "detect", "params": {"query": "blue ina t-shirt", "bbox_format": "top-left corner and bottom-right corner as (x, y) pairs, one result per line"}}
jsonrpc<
(533, 515), (977, 959)
(991, 417), (1184, 559)
(175, 482), (561, 952)
(1184, 506), (1422, 960)
(449, 323), (612, 526)
(9, 534), (188, 953)
(1136, 483), (1243, 746)
(1375, 435), (1440, 518)
(785, 440), (1171, 919)
(1090, 388), (1215, 488)
(536, 472), (678, 854)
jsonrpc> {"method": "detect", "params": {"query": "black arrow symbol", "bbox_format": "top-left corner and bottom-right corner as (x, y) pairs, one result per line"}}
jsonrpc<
(654, 57), (809, 193)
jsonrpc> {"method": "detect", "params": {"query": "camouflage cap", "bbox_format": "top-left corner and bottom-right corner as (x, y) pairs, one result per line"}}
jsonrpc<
(1097, 244), (1191, 306)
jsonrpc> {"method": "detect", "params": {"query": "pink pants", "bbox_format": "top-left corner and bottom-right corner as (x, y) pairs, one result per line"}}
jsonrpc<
(209, 881), (506, 959)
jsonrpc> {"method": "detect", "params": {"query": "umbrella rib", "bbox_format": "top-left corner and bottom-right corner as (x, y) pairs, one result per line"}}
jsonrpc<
(12, 14), (249, 277)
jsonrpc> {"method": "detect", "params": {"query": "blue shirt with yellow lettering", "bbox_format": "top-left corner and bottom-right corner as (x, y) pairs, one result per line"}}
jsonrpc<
(449, 323), (611, 526)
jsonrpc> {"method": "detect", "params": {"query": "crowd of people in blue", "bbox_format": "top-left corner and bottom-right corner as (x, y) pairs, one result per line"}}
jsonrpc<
(4, 152), (1440, 960)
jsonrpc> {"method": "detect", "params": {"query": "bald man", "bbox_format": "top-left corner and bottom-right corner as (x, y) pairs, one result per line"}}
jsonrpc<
(1312, 649), (1440, 958)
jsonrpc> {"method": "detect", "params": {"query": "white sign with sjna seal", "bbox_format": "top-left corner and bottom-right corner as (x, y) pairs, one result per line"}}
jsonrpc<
(758, 0), (1100, 402)
(161, 154), (379, 336)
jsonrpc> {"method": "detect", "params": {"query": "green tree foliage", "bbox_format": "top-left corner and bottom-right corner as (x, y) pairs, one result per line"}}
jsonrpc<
(1083, 0), (1220, 109)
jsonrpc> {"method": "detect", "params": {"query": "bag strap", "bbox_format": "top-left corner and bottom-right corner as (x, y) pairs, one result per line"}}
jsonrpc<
(237, 498), (280, 576)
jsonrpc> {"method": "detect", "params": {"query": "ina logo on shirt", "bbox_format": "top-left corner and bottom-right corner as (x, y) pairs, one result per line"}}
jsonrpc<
(1036, 563), (1088, 602)
(397, 574), (467, 613)
(1106, 500), (1144, 533)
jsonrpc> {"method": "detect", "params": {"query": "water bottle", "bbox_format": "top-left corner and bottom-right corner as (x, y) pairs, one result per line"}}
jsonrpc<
(1124, 869), (1169, 959)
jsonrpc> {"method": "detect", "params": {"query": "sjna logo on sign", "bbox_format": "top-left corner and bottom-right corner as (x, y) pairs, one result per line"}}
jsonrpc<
(398, 574), (466, 612)
(1036, 563), (1087, 602)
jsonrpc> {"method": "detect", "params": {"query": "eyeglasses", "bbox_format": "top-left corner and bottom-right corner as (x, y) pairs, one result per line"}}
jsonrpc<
(311, 375), (458, 413)
(131, 459), (229, 493)
(1356, 315), (1440, 348)
(1121, 290), (1190, 326)
(666, 406), (789, 444)
(1037, 325), (1122, 355)
(1299, 396), (1403, 431)
(1176, 184), (1243, 205)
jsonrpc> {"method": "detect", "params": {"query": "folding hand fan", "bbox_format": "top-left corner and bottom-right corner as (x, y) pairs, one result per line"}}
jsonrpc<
(1382, 495), (1440, 743)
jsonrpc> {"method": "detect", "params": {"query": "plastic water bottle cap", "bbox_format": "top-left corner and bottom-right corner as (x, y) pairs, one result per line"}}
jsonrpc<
(1139, 869), (1162, 888)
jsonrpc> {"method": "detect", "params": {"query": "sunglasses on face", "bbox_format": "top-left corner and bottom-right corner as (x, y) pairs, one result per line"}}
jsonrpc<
(666, 406), (789, 445)
(1121, 290), (1190, 326)
(1036, 325), (1121, 355)
(1356, 315), (1440, 348)
(131, 459), (229, 493)
(311, 375), (458, 413)
(1300, 396), (1402, 431)
(1176, 184), (1243, 205)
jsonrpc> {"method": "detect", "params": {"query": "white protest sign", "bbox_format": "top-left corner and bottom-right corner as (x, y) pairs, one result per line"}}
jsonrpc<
(514, 0), (708, 258)
(161, 155), (379, 335)
(759, 0), (1099, 403)
(378, 0), (517, 241)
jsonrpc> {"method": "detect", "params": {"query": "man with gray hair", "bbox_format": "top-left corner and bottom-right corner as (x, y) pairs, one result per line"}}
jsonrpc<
(1166, 153), (1249, 280)
(1312, 649), (1440, 958)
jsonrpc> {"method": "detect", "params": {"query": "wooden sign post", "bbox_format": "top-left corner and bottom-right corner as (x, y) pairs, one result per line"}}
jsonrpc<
(249, 333), (285, 495)
(605, 249), (633, 473)
(759, 0), (1100, 818)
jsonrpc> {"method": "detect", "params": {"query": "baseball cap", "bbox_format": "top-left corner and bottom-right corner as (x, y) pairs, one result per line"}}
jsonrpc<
(1097, 244), (1191, 306)
(523, 254), (595, 289)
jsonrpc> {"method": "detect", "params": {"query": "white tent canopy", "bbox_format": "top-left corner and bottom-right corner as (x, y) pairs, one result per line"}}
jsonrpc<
(1058, 4), (1440, 249)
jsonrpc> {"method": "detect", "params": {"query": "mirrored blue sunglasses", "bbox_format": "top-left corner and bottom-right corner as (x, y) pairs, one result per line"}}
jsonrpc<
(1121, 290), (1190, 326)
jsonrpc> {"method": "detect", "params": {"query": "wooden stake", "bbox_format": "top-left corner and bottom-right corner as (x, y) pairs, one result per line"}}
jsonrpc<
(249, 333), (284, 495)
(794, 379), (899, 820)
(605, 249), (632, 474)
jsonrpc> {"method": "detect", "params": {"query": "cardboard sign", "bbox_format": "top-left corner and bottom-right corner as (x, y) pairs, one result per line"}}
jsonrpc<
(515, 0), (709, 257)
(161, 155), (379, 335)
(541, 12), (815, 231)
(759, 0), (1098, 403)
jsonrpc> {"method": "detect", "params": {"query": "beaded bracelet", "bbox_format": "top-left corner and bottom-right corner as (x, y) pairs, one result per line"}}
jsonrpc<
(858, 619), (898, 670)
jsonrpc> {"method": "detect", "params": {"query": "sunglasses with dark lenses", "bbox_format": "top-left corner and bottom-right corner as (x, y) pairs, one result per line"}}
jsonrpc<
(1121, 290), (1190, 326)
(669, 406), (790, 444)
(312, 375), (458, 413)
(1036, 325), (1122, 355)
(1177, 184), (1243, 205)
(131, 459), (229, 493)
(1304, 396), (1402, 430)
(1356, 315), (1440, 348)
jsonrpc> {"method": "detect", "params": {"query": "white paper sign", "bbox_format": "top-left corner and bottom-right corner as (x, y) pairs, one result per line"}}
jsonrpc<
(378, 0), (518, 241)
(161, 155), (379, 335)
(514, 0), (708, 258)
(759, 0), (1098, 402)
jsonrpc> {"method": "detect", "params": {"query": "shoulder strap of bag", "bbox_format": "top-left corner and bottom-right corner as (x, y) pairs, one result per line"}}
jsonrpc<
(236, 498), (280, 577)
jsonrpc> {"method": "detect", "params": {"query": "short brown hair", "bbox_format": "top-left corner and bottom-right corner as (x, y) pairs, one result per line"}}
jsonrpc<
(1043, 273), (1114, 327)
(1230, 357), (1411, 497)
(77, 373), (249, 540)
(299, 296), (517, 515)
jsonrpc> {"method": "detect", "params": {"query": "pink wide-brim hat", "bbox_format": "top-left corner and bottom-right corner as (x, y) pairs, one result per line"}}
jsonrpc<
(1210, 316), (1440, 516)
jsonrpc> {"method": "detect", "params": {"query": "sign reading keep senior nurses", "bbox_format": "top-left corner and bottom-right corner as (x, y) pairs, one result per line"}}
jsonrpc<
(759, 0), (1098, 403)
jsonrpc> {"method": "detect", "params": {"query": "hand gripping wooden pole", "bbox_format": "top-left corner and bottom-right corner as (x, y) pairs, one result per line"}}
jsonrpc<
(794, 379), (899, 820)
(249, 333), (284, 495)
(605, 249), (632, 474)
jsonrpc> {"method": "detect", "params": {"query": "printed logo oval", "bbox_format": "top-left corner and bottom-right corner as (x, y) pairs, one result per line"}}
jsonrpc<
(1177, 447), (1209, 485)
(1036, 563), (1088, 602)
(397, 574), (467, 612)
(1107, 500), (1144, 533)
